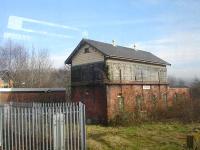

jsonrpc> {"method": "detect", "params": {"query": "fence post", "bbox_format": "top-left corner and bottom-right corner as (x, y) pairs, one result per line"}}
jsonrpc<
(53, 106), (65, 150)
(79, 102), (86, 150)
(187, 134), (193, 149)
(83, 103), (86, 150)
(0, 107), (2, 148)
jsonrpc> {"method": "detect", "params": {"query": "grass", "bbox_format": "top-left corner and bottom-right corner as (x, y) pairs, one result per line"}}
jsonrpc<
(87, 122), (200, 150)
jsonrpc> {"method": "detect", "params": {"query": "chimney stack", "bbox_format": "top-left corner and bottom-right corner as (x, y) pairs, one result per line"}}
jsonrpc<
(112, 40), (116, 46)
(133, 43), (136, 50)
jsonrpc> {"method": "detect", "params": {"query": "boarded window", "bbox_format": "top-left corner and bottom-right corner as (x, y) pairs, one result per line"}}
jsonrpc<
(136, 95), (143, 111)
(84, 48), (90, 53)
(159, 69), (167, 82)
(173, 93), (178, 103)
(162, 94), (168, 107)
(118, 94), (124, 112)
(174, 93), (184, 103)
(152, 94), (157, 107)
(71, 62), (104, 83)
(135, 67), (142, 81)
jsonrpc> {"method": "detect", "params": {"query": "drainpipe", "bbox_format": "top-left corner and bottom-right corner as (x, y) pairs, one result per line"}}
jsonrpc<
(158, 71), (161, 101)
(119, 69), (122, 94)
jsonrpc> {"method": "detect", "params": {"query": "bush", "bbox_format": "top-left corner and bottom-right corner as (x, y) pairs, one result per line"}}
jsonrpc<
(109, 109), (149, 126)
(147, 98), (200, 123)
(109, 98), (200, 126)
(109, 111), (134, 126)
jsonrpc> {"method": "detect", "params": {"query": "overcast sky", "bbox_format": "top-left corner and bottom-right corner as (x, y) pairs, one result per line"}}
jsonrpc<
(0, 0), (200, 79)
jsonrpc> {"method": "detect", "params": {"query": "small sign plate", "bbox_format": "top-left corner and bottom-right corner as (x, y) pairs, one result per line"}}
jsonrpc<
(143, 85), (150, 90)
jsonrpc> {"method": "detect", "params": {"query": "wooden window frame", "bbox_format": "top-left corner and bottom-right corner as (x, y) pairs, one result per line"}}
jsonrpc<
(84, 48), (90, 53)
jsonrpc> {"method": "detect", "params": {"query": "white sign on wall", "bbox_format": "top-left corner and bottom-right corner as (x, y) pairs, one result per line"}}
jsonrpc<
(143, 85), (151, 90)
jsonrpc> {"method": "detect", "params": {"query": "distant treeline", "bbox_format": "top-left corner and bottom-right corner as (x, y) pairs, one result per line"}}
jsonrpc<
(0, 40), (70, 88)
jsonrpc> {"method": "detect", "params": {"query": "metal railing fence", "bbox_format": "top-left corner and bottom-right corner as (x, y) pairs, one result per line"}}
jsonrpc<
(0, 102), (86, 150)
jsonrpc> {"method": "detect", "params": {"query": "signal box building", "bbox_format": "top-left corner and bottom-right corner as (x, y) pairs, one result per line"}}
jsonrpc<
(65, 39), (189, 123)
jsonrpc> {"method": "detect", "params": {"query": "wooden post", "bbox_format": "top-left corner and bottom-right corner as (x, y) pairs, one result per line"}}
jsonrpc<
(187, 134), (194, 149)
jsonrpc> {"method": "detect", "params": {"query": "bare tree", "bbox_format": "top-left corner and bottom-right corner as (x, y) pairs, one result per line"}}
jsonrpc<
(0, 40), (70, 88)
(191, 78), (200, 100)
(27, 48), (53, 87)
(168, 76), (186, 87)
(0, 40), (54, 88)
(0, 40), (29, 87)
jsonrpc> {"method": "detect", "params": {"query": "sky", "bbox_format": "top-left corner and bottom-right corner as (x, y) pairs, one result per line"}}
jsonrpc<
(0, 0), (200, 80)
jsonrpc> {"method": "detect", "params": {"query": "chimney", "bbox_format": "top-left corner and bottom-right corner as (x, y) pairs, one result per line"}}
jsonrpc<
(112, 40), (116, 46)
(133, 43), (136, 50)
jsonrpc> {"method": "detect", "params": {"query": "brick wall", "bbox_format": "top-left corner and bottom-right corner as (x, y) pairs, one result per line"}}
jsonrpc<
(106, 84), (169, 120)
(167, 87), (190, 106)
(0, 89), (66, 103)
(71, 84), (190, 123)
(71, 85), (107, 123)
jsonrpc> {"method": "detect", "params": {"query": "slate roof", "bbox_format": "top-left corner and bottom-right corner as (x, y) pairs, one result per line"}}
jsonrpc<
(65, 39), (170, 66)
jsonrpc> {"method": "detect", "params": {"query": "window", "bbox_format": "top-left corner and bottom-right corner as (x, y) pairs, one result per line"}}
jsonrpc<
(135, 67), (142, 81)
(118, 94), (124, 112)
(162, 94), (168, 107)
(174, 93), (184, 103)
(159, 69), (167, 82)
(173, 93), (178, 103)
(136, 95), (143, 111)
(151, 94), (157, 107)
(84, 48), (89, 53)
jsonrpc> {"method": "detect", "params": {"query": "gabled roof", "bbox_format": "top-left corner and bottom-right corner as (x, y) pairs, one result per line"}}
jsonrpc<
(65, 39), (170, 66)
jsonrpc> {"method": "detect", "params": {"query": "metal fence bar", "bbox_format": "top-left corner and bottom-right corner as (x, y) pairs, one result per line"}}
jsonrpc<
(8, 106), (10, 150)
(21, 107), (24, 150)
(66, 103), (70, 150)
(32, 107), (35, 150)
(0, 108), (2, 149)
(14, 107), (16, 150)
(0, 102), (86, 150)
(4, 106), (7, 150)
(24, 107), (27, 150)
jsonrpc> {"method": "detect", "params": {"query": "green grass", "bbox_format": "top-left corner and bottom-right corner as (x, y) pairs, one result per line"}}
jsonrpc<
(87, 122), (200, 150)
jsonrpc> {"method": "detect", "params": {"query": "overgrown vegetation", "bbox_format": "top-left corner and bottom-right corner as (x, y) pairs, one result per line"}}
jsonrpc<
(87, 122), (199, 150)
(109, 98), (200, 126)
(109, 77), (200, 126)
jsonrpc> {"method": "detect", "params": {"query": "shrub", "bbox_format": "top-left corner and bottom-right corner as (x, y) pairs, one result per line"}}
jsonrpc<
(109, 109), (149, 126)
(148, 98), (200, 122)
(109, 98), (200, 126)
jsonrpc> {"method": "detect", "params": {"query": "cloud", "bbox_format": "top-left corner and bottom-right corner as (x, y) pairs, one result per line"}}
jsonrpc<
(8, 16), (80, 31)
(3, 32), (32, 41)
(7, 16), (84, 39)
(132, 32), (200, 62)
(129, 31), (200, 79)
(11, 27), (74, 39)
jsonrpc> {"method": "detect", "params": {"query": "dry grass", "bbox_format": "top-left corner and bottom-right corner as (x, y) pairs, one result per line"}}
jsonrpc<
(87, 122), (200, 150)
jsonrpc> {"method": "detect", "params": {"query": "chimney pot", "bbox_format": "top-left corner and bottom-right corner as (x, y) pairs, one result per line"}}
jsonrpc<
(112, 40), (116, 46)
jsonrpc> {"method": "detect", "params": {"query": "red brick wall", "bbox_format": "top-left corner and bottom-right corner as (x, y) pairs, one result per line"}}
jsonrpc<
(106, 85), (190, 120)
(167, 87), (190, 106)
(0, 91), (66, 103)
(71, 85), (107, 123)
(106, 84), (168, 120)
(71, 84), (190, 123)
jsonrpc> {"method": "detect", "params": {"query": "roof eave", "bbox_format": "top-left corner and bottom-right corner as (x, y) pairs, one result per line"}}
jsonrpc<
(106, 55), (170, 66)
(65, 39), (85, 64)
